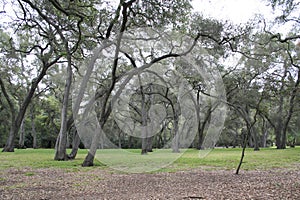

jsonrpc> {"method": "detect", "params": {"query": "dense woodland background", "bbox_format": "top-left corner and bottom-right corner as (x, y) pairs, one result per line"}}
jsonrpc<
(0, 0), (299, 166)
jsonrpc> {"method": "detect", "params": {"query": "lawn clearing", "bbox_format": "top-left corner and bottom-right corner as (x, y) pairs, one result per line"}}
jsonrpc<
(0, 147), (299, 199)
(0, 148), (103, 170)
(0, 147), (299, 172)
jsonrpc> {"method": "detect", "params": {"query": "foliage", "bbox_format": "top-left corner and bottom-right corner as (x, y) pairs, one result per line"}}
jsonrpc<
(0, 0), (299, 162)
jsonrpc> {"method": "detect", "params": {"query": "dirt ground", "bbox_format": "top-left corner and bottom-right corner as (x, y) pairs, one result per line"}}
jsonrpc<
(0, 167), (299, 200)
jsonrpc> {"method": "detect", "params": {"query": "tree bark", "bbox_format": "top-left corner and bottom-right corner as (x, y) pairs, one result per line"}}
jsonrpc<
(172, 116), (180, 153)
(0, 77), (16, 152)
(251, 126), (260, 151)
(82, 122), (103, 167)
(68, 130), (80, 159)
(275, 95), (284, 149)
(54, 39), (73, 160)
(31, 106), (37, 149)
(280, 69), (300, 149)
(245, 105), (260, 151)
(197, 109), (211, 150)
(275, 66), (289, 149)
(7, 66), (58, 152)
(118, 131), (122, 149)
(146, 136), (153, 152)
(18, 118), (26, 149)
(236, 128), (248, 175)
(261, 118), (269, 148)
(128, 136), (132, 148)
(2, 55), (59, 152)
(139, 75), (149, 155)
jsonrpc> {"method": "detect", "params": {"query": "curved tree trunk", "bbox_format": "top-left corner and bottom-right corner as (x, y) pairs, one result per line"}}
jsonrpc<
(18, 118), (26, 149)
(68, 130), (80, 159)
(197, 110), (211, 150)
(280, 69), (300, 149)
(54, 55), (72, 160)
(3, 127), (16, 152)
(1, 54), (59, 152)
(0, 77), (16, 152)
(82, 123), (103, 167)
(236, 128), (249, 175)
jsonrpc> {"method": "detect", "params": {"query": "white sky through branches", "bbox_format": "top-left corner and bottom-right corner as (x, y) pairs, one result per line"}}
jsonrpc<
(192, 0), (275, 24)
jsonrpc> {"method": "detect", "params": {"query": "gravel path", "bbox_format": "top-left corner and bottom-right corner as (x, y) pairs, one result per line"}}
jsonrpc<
(1, 167), (299, 199)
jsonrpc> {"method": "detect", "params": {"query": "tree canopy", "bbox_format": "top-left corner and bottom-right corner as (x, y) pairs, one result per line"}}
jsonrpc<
(0, 0), (299, 168)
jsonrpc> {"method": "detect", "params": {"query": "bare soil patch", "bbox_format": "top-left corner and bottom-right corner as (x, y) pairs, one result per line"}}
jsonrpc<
(0, 167), (299, 200)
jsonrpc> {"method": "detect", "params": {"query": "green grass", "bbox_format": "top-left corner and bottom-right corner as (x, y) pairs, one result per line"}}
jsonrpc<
(0, 148), (105, 171)
(0, 147), (299, 173)
(24, 172), (35, 176)
(173, 147), (300, 171)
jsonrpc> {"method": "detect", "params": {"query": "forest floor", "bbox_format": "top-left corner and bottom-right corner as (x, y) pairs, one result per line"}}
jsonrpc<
(1, 166), (300, 200)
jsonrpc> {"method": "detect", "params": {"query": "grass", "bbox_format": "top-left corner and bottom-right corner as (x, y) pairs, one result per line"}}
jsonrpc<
(24, 172), (35, 176)
(174, 147), (300, 171)
(0, 148), (105, 171)
(0, 147), (299, 173)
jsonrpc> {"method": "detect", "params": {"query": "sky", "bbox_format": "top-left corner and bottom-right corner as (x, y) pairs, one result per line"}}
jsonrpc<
(0, 0), (284, 26)
(191, 0), (275, 24)
(0, 0), (295, 38)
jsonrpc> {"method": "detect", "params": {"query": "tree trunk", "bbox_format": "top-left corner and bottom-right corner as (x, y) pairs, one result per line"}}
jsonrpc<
(82, 126), (102, 167)
(0, 77), (16, 152)
(197, 104), (213, 150)
(154, 134), (159, 148)
(54, 60), (72, 160)
(163, 122), (167, 146)
(197, 111), (211, 149)
(245, 105), (260, 151)
(280, 69), (300, 149)
(146, 136), (153, 152)
(140, 77), (149, 155)
(262, 131), (268, 148)
(275, 95), (284, 149)
(128, 136), (132, 148)
(82, 152), (95, 167)
(232, 128), (239, 148)
(172, 117), (180, 153)
(261, 119), (268, 148)
(3, 127), (16, 152)
(275, 66), (289, 149)
(18, 118), (26, 149)
(172, 134), (180, 153)
(2, 61), (53, 152)
(196, 89), (203, 150)
(197, 124), (205, 150)
(4, 82), (42, 151)
(236, 128), (248, 175)
(156, 126), (164, 148)
(118, 131), (122, 149)
(81, 93), (111, 167)
(251, 126), (260, 151)
(68, 130), (80, 159)
(31, 104), (37, 149)
(141, 137), (148, 154)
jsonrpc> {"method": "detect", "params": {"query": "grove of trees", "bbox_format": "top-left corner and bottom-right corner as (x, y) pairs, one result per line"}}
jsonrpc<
(0, 0), (299, 166)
